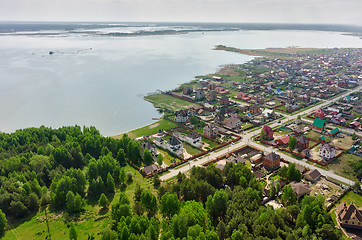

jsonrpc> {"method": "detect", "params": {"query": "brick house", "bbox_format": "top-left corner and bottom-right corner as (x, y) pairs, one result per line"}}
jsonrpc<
(248, 105), (260, 114)
(263, 152), (281, 170)
(182, 87), (193, 95)
(296, 135), (309, 151)
(219, 96), (229, 105)
(203, 124), (219, 138)
(312, 118), (325, 132)
(314, 109), (325, 119)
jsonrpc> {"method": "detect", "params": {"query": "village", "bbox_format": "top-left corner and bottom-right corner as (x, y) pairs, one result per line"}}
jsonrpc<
(124, 47), (362, 238)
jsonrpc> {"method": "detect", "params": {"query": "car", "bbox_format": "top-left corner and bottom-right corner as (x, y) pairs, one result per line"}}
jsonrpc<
(277, 120), (281, 123)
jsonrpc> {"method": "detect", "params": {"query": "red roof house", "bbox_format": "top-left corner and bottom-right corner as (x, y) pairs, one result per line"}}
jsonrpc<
(314, 109), (325, 119)
(276, 136), (290, 146)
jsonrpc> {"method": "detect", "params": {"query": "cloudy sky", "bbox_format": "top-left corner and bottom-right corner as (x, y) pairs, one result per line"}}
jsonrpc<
(1, 0), (361, 25)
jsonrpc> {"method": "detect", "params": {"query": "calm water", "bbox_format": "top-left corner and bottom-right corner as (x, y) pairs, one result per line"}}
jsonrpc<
(0, 27), (361, 136)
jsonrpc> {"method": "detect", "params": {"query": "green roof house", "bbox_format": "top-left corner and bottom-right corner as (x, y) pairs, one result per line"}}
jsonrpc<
(312, 118), (325, 132)
(329, 128), (339, 136)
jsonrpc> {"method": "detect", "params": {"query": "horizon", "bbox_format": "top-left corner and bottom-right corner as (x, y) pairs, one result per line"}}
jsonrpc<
(1, 0), (361, 25)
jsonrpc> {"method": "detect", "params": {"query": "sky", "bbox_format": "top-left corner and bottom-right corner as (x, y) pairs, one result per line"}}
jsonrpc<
(1, 0), (361, 25)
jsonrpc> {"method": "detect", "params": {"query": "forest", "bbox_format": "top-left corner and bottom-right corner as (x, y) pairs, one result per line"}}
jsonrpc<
(0, 125), (343, 239)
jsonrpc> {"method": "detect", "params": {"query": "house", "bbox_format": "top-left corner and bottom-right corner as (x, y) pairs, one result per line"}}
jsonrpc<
(319, 144), (336, 160)
(263, 125), (274, 141)
(303, 169), (322, 182)
(312, 118), (325, 132)
(143, 164), (159, 176)
(295, 164), (306, 174)
(201, 102), (216, 112)
(219, 96), (229, 105)
(314, 109), (325, 119)
(296, 135), (309, 151)
(215, 87), (229, 94)
(224, 115), (241, 131)
(195, 89), (205, 100)
(349, 121), (361, 129)
(182, 87), (193, 95)
(186, 132), (202, 148)
(286, 99), (299, 110)
(206, 91), (217, 103)
(336, 202), (362, 229)
(263, 152), (281, 170)
(290, 182), (311, 200)
(332, 117), (346, 125)
(141, 141), (157, 156)
(155, 137), (183, 156)
(236, 92), (250, 100)
(168, 136), (183, 152)
(262, 109), (275, 118)
(203, 124), (219, 138)
(328, 128), (339, 136)
(212, 76), (223, 81)
(175, 110), (188, 123)
(248, 105), (260, 115)
(276, 136), (290, 146)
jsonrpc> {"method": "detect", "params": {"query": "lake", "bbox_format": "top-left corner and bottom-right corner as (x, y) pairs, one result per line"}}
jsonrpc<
(0, 24), (361, 136)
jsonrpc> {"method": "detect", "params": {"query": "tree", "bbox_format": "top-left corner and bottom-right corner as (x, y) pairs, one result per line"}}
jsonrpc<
(107, 173), (115, 193)
(352, 133), (357, 140)
(160, 193), (180, 219)
(206, 189), (228, 225)
(117, 148), (127, 166)
(119, 168), (126, 186)
(288, 136), (297, 151)
(260, 129), (267, 141)
(69, 222), (78, 240)
(281, 185), (295, 206)
(99, 193), (109, 208)
(126, 171), (133, 183)
(0, 209), (7, 234)
(200, 120), (206, 128)
(352, 181), (361, 192)
(140, 190), (158, 218)
(143, 148), (153, 166)
(157, 154), (163, 166)
(287, 163), (301, 182)
(66, 191), (85, 213)
(27, 192), (40, 212)
(216, 221), (226, 240)
(101, 229), (117, 240)
(153, 174), (160, 187)
(134, 183), (143, 202)
(190, 116), (200, 126)
(297, 115), (301, 119)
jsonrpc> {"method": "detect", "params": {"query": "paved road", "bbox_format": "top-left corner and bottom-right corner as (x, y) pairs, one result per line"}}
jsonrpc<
(160, 85), (362, 185)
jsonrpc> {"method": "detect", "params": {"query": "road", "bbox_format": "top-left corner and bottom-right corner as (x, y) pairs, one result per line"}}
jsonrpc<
(160, 85), (362, 186)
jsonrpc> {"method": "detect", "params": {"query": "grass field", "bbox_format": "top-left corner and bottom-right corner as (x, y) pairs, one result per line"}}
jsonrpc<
(114, 118), (178, 139)
(2, 165), (155, 240)
(202, 137), (219, 149)
(335, 191), (362, 207)
(144, 94), (193, 112)
(183, 142), (202, 156)
(323, 153), (360, 182)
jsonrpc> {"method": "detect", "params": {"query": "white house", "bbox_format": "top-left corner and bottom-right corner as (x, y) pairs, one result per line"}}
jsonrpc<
(262, 109), (275, 118)
(319, 144), (335, 160)
(286, 99), (299, 110)
(155, 137), (183, 156)
(175, 110), (188, 123)
(186, 132), (202, 148)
